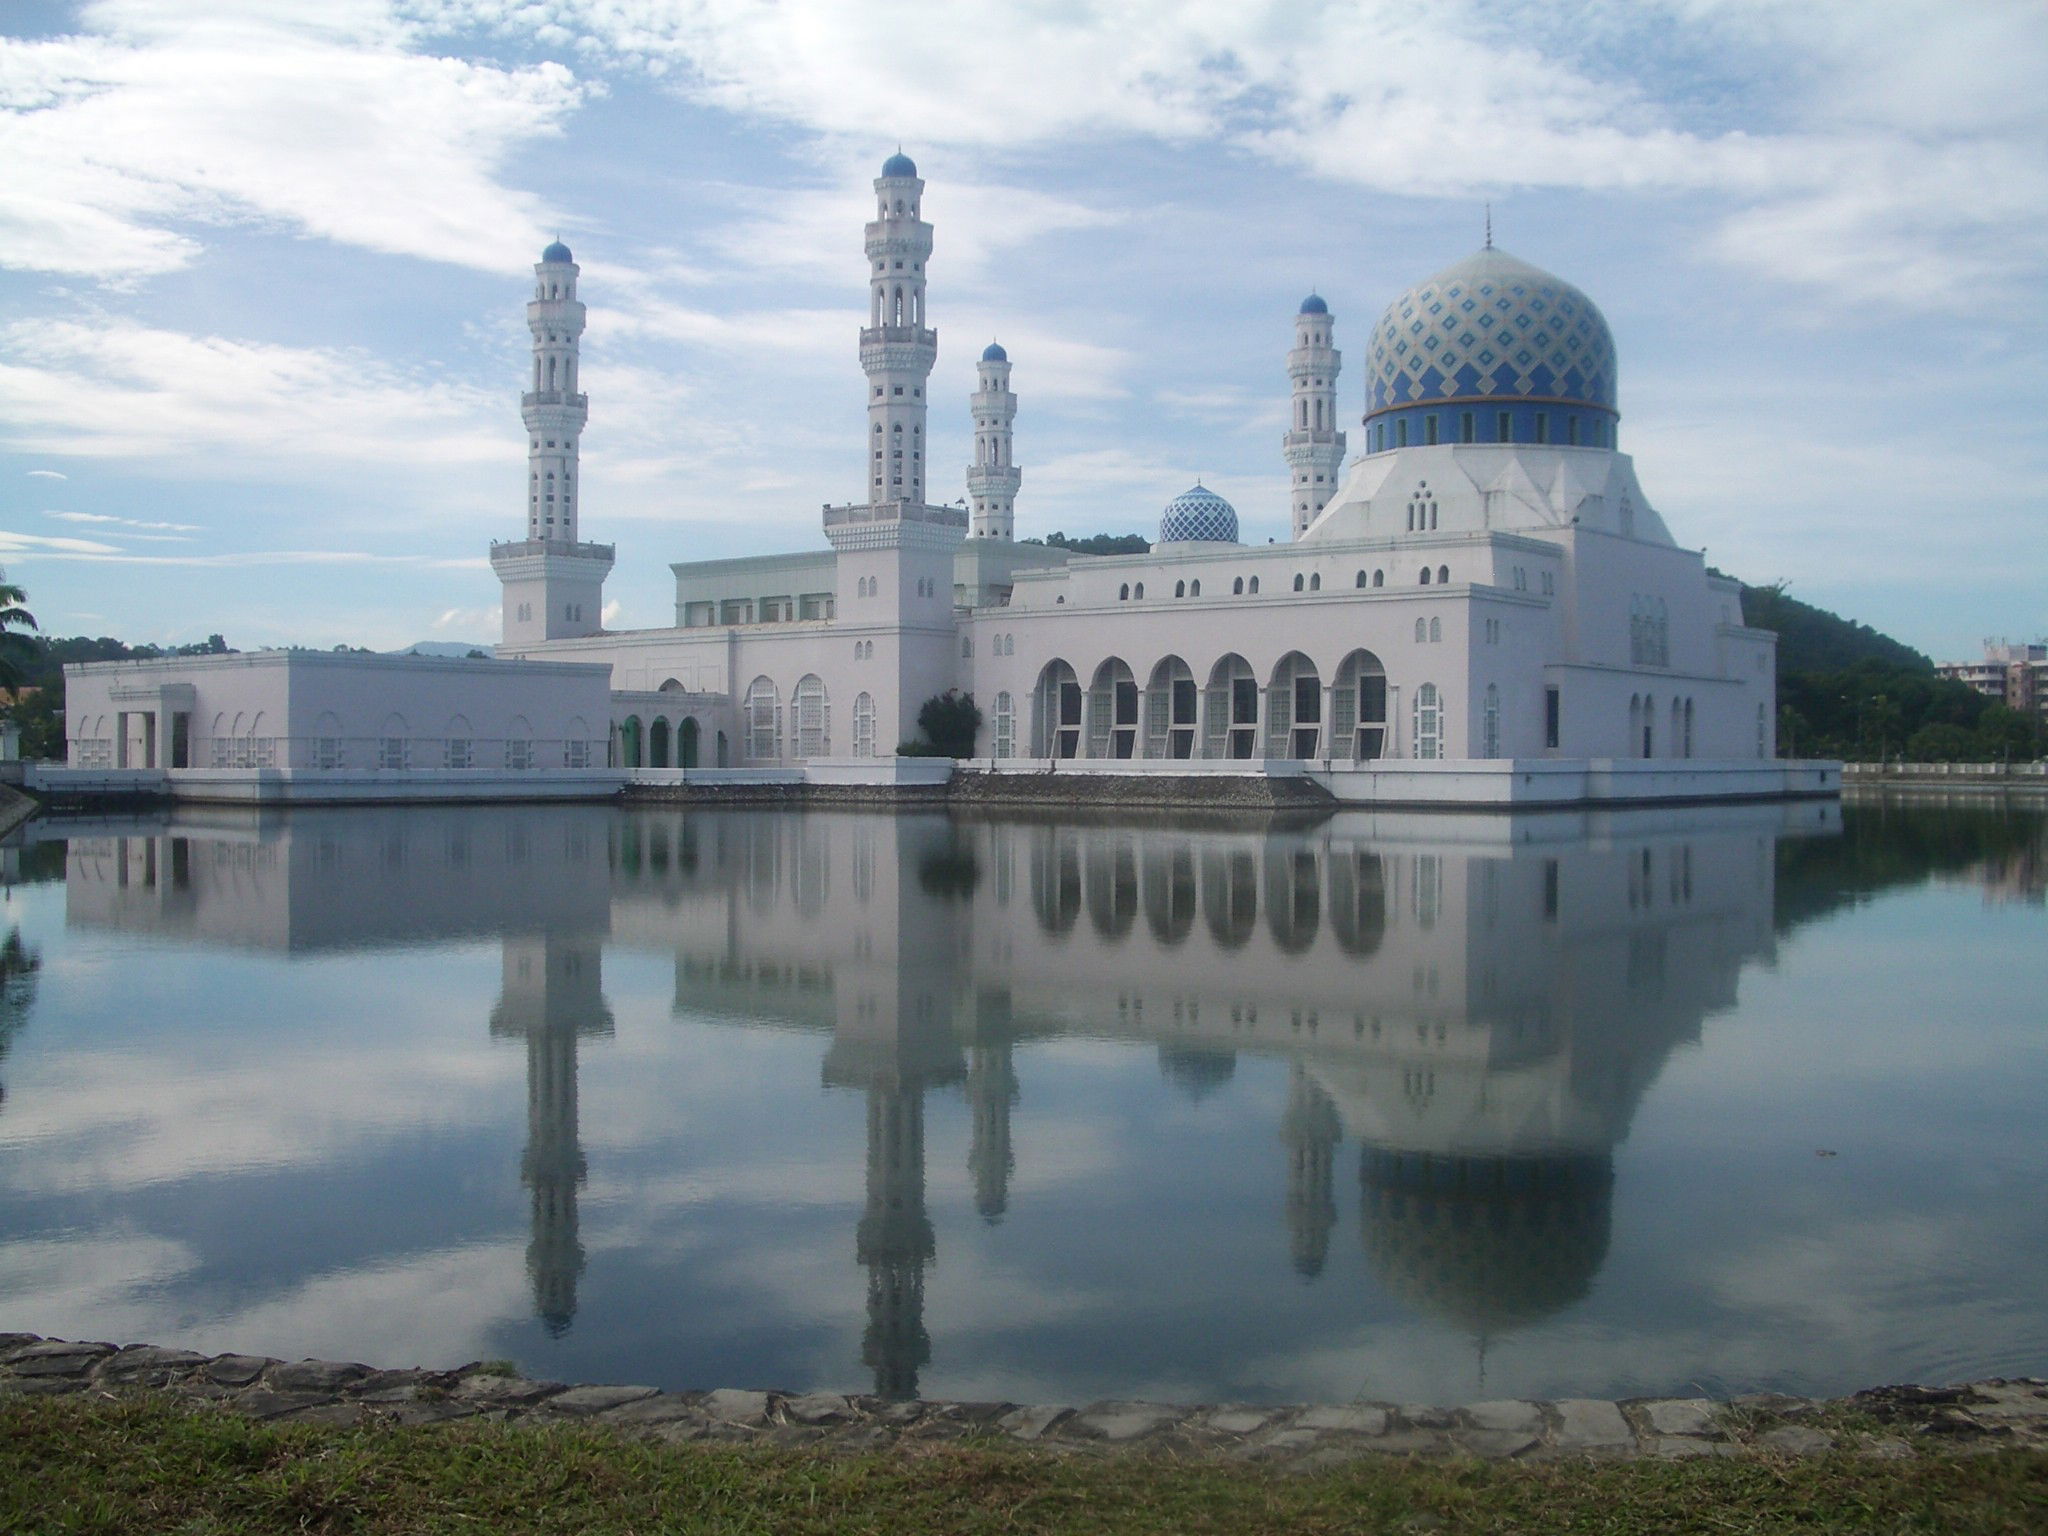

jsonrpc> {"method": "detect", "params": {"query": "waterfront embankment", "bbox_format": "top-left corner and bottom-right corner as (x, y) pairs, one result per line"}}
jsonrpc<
(6, 1334), (2044, 1465)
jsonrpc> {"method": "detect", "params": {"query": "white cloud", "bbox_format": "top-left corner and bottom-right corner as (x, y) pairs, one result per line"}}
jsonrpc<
(25, 469), (67, 479)
(0, 317), (508, 465)
(0, 531), (124, 555)
(0, 0), (586, 278)
(48, 510), (200, 531)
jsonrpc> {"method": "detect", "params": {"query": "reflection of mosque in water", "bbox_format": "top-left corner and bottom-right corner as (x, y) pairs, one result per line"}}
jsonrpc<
(52, 797), (1835, 1396)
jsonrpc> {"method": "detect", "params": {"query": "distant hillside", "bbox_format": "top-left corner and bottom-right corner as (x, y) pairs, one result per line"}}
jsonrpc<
(388, 641), (493, 658)
(1737, 583), (1930, 675)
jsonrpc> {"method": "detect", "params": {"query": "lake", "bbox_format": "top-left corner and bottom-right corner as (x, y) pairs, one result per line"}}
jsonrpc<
(0, 797), (2042, 1408)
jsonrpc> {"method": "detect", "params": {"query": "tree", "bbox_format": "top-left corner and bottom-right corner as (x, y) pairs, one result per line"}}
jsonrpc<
(0, 571), (38, 697)
(914, 690), (982, 757)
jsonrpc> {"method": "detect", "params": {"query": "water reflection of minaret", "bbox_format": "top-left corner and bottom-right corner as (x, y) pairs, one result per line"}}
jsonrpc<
(965, 996), (1019, 1224)
(489, 934), (614, 1336)
(1280, 1063), (1341, 1276)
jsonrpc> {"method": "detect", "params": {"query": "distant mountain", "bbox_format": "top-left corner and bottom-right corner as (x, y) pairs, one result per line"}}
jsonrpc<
(1737, 583), (1930, 675)
(387, 641), (494, 658)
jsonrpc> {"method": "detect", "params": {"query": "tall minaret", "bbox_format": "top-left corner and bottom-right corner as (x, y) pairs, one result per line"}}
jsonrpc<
(1283, 293), (1346, 539)
(965, 342), (1019, 539)
(861, 153), (936, 508)
(492, 239), (613, 649)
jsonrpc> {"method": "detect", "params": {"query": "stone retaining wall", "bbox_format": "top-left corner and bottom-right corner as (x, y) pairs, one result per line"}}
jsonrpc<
(5, 1335), (2042, 1463)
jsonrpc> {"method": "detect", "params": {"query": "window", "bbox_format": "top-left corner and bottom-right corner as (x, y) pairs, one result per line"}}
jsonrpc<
(1134, 582), (1144, 599)
(1497, 411), (1511, 441)
(1425, 415), (1439, 445)
(1374, 569), (1384, 588)
(1420, 567), (1432, 585)
(1415, 617), (1428, 642)
(854, 692), (877, 757)
(379, 736), (408, 771)
(792, 675), (829, 759)
(1397, 419), (1409, 447)
(1119, 583), (1129, 600)
(1460, 411), (1475, 443)
(745, 676), (780, 761)
(1248, 576), (1260, 594)
(445, 738), (473, 769)
(1438, 564), (1449, 584)
(993, 691), (1014, 757)
(1567, 416), (1580, 446)
(1189, 579), (1200, 596)
(1356, 570), (1368, 588)
(1176, 580), (1186, 597)
(1482, 685), (1500, 757)
(1233, 577), (1244, 595)
(1309, 573), (1321, 591)
(1293, 573), (1305, 592)
(1429, 617), (1442, 642)
(1413, 684), (1442, 760)
(1545, 686), (1561, 749)
(565, 739), (591, 769)
(505, 738), (533, 771)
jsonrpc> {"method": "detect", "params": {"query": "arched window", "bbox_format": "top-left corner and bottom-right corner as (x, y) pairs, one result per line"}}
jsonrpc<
(1119, 583), (1129, 601)
(1373, 568), (1385, 588)
(1189, 579), (1201, 596)
(792, 674), (829, 759)
(1482, 684), (1500, 758)
(1133, 582), (1144, 599)
(1248, 576), (1260, 594)
(1413, 684), (1442, 760)
(853, 692), (877, 757)
(1415, 618), (1428, 642)
(1293, 573), (1305, 592)
(1437, 565), (1449, 585)
(993, 690), (1015, 758)
(1309, 573), (1321, 591)
(1684, 698), (1696, 758)
(1420, 568), (1432, 585)
(649, 716), (671, 768)
(1429, 617), (1442, 642)
(1175, 580), (1185, 598)
(1356, 570), (1368, 588)
(1641, 694), (1656, 758)
(744, 676), (780, 761)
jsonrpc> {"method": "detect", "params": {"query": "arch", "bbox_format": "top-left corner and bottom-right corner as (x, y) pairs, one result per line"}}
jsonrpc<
(1248, 575), (1260, 594)
(679, 716), (700, 769)
(1333, 650), (1389, 761)
(1420, 567), (1432, 585)
(1204, 653), (1258, 759)
(1268, 651), (1323, 759)
(992, 690), (1015, 757)
(1266, 847), (1321, 955)
(1201, 847), (1257, 950)
(1034, 659), (1082, 758)
(504, 714), (534, 771)
(1329, 851), (1387, 956)
(649, 716), (672, 768)
(1175, 579), (1185, 598)
(1429, 616), (1442, 642)
(1189, 578), (1201, 596)
(1143, 655), (1198, 759)
(1086, 657), (1139, 758)
(1415, 617), (1428, 642)
(853, 692), (877, 757)
(1356, 570), (1368, 588)
(1031, 832), (1081, 935)
(1438, 564), (1450, 584)
(1119, 582), (1129, 601)
(1293, 573), (1305, 593)
(1232, 576), (1244, 595)
(658, 676), (684, 692)
(1133, 581), (1144, 599)
(1373, 568), (1385, 588)
(1084, 837), (1138, 940)
(1142, 844), (1196, 947)
(1412, 683), (1443, 760)
(743, 675), (780, 762)
(619, 716), (643, 768)
(792, 674), (829, 759)
(1309, 572), (1321, 591)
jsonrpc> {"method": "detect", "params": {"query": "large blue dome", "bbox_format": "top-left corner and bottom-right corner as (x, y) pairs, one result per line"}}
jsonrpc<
(541, 239), (573, 263)
(1364, 247), (1618, 451)
(1158, 484), (1239, 545)
(881, 151), (917, 178)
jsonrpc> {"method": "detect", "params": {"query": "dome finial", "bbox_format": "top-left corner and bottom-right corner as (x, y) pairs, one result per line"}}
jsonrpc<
(1484, 202), (1493, 250)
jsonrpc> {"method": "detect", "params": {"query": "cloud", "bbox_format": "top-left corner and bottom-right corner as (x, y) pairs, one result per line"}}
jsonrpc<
(25, 469), (67, 479)
(423, 0), (2048, 310)
(0, 531), (125, 555)
(0, 317), (508, 465)
(0, 0), (586, 278)
(48, 510), (200, 531)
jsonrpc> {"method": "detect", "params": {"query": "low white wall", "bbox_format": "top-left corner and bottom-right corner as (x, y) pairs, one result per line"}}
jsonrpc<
(1315, 758), (1839, 805)
(30, 764), (623, 803)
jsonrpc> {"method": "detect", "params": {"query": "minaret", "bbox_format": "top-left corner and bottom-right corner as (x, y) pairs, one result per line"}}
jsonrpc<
(861, 153), (936, 509)
(492, 239), (613, 648)
(1280, 1063), (1342, 1277)
(489, 935), (615, 1336)
(965, 342), (1019, 539)
(1282, 294), (1346, 539)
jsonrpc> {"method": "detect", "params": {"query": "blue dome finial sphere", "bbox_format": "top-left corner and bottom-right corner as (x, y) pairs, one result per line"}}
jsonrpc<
(881, 150), (917, 178)
(541, 238), (573, 264)
(1299, 293), (1328, 314)
(981, 340), (1008, 362)
(1158, 484), (1240, 545)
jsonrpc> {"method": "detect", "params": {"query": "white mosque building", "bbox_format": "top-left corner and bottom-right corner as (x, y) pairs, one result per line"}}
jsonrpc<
(492, 152), (1797, 798)
(56, 153), (1830, 807)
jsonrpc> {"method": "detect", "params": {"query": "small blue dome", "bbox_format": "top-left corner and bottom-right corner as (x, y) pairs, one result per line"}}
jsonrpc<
(1158, 484), (1240, 545)
(981, 341), (1008, 362)
(881, 151), (917, 178)
(1299, 293), (1328, 314)
(541, 239), (573, 264)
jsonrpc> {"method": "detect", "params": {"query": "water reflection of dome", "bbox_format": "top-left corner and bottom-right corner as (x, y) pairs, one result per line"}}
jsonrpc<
(1158, 1044), (1237, 1100)
(1360, 1148), (1612, 1333)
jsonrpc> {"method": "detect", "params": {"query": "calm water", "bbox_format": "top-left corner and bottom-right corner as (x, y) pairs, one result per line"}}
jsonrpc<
(0, 798), (2043, 1407)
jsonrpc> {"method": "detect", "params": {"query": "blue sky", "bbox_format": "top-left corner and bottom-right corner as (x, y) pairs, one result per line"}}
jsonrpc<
(2, 0), (2043, 659)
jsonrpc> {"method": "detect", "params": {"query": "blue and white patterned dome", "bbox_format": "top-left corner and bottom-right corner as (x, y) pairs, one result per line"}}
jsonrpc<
(1158, 483), (1239, 544)
(1365, 247), (1617, 441)
(881, 151), (918, 178)
(541, 239), (573, 263)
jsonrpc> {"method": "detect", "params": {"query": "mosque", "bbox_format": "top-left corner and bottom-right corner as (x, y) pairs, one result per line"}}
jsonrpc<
(494, 151), (1785, 785)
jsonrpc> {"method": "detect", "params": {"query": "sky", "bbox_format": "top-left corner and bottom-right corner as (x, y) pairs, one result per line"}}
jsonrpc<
(0, 0), (2043, 660)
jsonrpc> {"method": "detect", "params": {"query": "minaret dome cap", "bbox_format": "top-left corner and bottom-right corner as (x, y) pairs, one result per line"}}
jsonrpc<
(1299, 293), (1329, 314)
(541, 239), (573, 264)
(880, 151), (917, 178)
(981, 341), (1008, 362)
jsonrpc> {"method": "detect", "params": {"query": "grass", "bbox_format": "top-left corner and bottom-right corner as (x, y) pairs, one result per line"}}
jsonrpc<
(2, 1395), (2044, 1535)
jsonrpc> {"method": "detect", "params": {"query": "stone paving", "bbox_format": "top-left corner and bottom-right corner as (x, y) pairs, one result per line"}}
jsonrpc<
(5, 1335), (2045, 1464)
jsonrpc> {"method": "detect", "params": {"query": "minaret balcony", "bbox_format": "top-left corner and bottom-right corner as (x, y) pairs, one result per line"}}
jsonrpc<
(521, 390), (589, 409)
(859, 326), (937, 351)
(822, 500), (968, 531)
(491, 537), (615, 563)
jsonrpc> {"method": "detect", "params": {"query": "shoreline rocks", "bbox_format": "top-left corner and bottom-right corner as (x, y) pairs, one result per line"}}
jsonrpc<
(4, 1334), (2044, 1462)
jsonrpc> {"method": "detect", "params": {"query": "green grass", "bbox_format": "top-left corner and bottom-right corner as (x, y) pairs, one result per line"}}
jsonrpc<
(2, 1395), (2044, 1535)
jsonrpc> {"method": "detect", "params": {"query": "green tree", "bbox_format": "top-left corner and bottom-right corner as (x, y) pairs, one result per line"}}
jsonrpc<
(1904, 723), (1975, 762)
(913, 690), (982, 757)
(0, 571), (38, 697)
